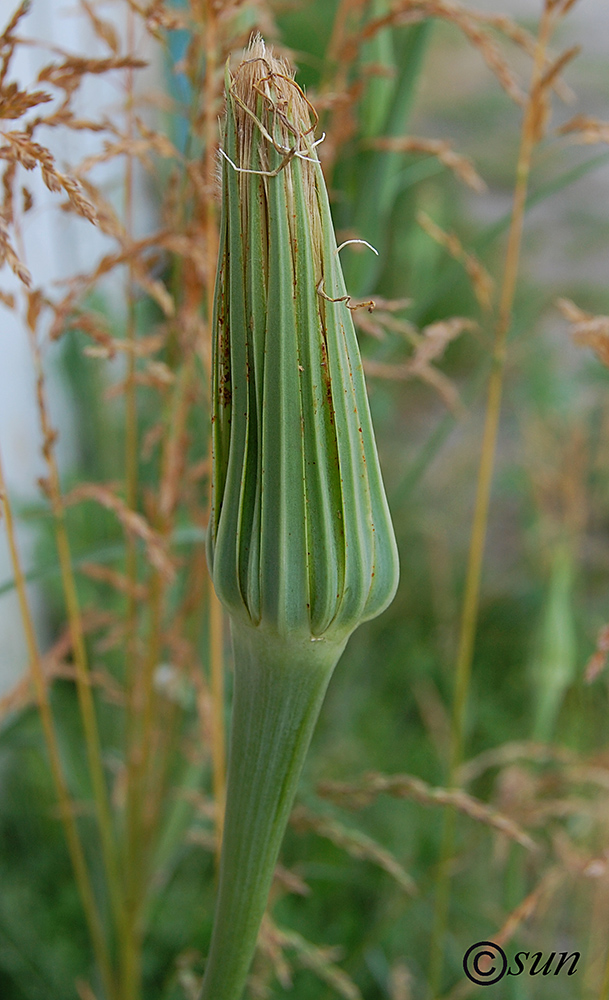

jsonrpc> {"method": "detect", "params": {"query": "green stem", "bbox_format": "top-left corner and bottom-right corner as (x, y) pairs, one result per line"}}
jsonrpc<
(199, 620), (347, 1000)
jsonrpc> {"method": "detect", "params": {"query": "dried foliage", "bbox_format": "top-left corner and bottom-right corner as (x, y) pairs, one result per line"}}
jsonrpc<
(417, 211), (494, 312)
(585, 623), (609, 683)
(318, 771), (538, 851)
(558, 114), (609, 146)
(290, 804), (417, 894)
(370, 136), (486, 193)
(460, 741), (609, 881)
(363, 317), (475, 415)
(257, 917), (363, 1000)
(332, 0), (531, 104)
(559, 297), (609, 366)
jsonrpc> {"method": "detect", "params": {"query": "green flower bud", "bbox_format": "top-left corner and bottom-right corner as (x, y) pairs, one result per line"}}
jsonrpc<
(201, 37), (399, 1000)
(207, 36), (399, 645)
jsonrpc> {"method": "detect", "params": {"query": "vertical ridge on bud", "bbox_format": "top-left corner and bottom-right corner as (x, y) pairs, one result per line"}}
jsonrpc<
(201, 36), (399, 1000)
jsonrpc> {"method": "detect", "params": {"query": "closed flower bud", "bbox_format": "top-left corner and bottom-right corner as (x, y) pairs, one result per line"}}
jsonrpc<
(207, 35), (399, 645)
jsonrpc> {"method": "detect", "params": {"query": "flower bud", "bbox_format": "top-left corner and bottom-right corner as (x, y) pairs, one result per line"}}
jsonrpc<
(207, 35), (399, 645)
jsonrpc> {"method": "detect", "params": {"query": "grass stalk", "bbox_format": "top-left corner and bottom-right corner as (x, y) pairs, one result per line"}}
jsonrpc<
(428, 4), (557, 994)
(0, 447), (117, 1000)
(124, 354), (196, 965)
(122, 8), (143, 997)
(30, 333), (127, 978)
(136, 357), (197, 838)
(138, 569), (164, 821)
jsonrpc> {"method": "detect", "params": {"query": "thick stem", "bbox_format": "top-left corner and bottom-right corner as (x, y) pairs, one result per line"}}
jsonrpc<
(199, 620), (347, 1000)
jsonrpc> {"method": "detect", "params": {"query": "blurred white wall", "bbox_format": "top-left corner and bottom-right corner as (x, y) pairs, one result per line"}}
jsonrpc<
(0, 2), (154, 695)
